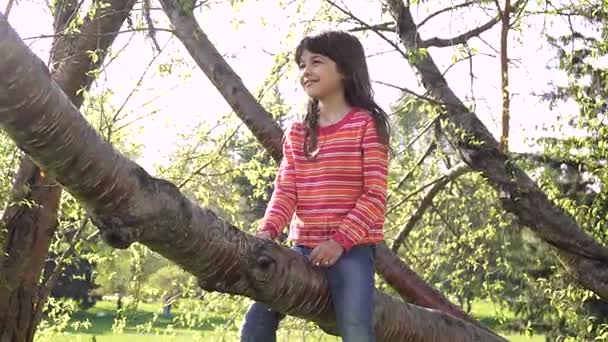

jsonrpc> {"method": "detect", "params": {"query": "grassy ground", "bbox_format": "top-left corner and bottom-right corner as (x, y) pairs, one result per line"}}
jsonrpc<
(43, 300), (545, 341)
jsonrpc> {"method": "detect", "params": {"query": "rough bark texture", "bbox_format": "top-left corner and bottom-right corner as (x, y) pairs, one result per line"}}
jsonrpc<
(0, 1), (135, 340)
(384, 0), (608, 299)
(159, 0), (487, 329)
(0, 14), (506, 341)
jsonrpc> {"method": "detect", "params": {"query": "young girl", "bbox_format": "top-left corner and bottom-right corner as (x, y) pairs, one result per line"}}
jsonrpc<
(240, 30), (390, 342)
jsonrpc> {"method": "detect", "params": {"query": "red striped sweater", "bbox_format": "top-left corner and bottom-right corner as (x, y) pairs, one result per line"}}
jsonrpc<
(258, 108), (389, 252)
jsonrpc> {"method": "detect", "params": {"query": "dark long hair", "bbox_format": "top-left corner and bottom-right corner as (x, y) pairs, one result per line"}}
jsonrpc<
(294, 30), (391, 159)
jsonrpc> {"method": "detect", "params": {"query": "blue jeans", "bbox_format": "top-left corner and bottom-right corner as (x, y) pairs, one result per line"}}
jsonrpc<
(240, 244), (376, 342)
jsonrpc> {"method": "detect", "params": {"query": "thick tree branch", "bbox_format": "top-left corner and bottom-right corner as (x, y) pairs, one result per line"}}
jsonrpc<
(391, 163), (470, 252)
(383, 0), (608, 299)
(0, 15), (506, 341)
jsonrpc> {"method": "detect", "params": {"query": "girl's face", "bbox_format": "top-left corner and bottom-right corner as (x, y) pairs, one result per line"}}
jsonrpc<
(298, 49), (344, 100)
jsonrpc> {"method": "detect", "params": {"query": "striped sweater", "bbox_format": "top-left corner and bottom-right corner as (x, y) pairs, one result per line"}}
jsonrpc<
(258, 108), (389, 252)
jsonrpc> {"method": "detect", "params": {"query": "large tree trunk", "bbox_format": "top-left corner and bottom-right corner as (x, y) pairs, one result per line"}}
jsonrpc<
(383, 0), (608, 299)
(159, 0), (480, 328)
(0, 1), (135, 340)
(0, 14), (506, 341)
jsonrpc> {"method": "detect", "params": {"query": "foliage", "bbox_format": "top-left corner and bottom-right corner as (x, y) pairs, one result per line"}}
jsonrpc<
(3, 1), (608, 341)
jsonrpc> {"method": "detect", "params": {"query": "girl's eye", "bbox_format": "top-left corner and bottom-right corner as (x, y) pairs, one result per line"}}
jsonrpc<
(299, 63), (306, 69)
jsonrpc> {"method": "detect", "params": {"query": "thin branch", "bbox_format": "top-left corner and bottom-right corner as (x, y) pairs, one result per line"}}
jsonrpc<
(325, 0), (409, 60)
(32, 217), (89, 331)
(498, 0), (511, 151)
(4, 0), (16, 18)
(177, 123), (244, 189)
(396, 113), (443, 156)
(349, 21), (394, 32)
(386, 170), (448, 217)
(419, 16), (500, 48)
(387, 141), (436, 203)
(143, 0), (161, 52)
(107, 38), (170, 139)
(465, 44), (477, 112)
(418, 1), (477, 27)
(373, 80), (441, 105)
(22, 28), (175, 41)
(391, 163), (469, 252)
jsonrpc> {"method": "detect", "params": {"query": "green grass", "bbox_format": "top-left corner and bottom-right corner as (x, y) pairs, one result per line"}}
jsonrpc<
(43, 299), (545, 341)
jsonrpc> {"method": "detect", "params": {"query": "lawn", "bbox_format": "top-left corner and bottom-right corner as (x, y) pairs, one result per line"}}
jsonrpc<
(42, 299), (545, 341)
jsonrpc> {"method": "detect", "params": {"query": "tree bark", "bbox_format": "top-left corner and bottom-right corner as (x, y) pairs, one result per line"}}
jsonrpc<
(159, 0), (486, 329)
(0, 1), (135, 340)
(0, 14), (506, 341)
(384, 0), (608, 299)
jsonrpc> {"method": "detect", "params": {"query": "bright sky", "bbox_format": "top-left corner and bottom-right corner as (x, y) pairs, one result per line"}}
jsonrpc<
(1, 0), (580, 173)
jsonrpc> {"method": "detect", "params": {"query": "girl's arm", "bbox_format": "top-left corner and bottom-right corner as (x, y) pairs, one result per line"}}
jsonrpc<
(258, 127), (297, 239)
(332, 118), (389, 252)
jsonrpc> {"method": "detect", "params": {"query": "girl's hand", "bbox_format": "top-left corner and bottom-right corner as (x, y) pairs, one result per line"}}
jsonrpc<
(309, 240), (344, 267)
(256, 231), (273, 240)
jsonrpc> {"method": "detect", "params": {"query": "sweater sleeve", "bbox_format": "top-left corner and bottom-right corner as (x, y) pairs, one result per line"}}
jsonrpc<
(258, 126), (297, 239)
(332, 118), (389, 252)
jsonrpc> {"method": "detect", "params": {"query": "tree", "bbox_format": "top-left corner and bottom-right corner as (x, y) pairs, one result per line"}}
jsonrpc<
(379, 0), (608, 299)
(0, 12), (505, 341)
(0, 1), (136, 340)
(159, 0), (479, 326)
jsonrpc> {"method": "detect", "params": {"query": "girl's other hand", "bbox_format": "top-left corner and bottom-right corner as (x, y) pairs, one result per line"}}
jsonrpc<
(309, 240), (344, 267)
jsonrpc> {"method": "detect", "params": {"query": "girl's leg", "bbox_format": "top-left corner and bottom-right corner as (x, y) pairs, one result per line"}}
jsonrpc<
(326, 244), (376, 342)
(240, 302), (284, 342)
(239, 245), (312, 342)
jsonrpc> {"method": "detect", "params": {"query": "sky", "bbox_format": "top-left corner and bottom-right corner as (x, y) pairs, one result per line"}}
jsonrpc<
(0, 0), (582, 173)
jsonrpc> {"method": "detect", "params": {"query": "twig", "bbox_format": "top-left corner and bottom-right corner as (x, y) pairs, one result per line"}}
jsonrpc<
(419, 16), (500, 48)
(391, 163), (469, 252)
(22, 28), (175, 41)
(143, 0), (162, 52)
(372, 80), (442, 105)
(349, 21), (394, 32)
(388, 141), (436, 203)
(325, 0), (409, 60)
(178, 123), (244, 189)
(418, 1), (477, 27)
(32, 217), (89, 331)
(396, 113), (443, 156)
(107, 38), (170, 139)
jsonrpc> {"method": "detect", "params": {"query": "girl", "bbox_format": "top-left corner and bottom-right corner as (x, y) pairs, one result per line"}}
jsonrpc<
(240, 30), (391, 342)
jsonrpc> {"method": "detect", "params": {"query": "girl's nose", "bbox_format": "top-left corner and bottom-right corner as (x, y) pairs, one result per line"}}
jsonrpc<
(302, 66), (311, 76)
